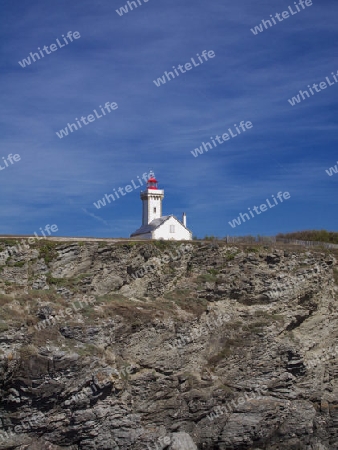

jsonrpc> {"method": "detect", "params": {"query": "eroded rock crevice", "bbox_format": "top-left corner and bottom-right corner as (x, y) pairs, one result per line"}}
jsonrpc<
(0, 241), (337, 449)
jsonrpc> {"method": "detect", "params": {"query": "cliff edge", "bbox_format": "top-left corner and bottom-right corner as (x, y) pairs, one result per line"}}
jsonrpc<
(0, 239), (337, 449)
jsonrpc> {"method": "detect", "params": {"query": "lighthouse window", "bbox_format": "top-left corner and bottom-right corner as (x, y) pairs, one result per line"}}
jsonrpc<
(170, 225), (175, 233)
(153, 207), (156, 213)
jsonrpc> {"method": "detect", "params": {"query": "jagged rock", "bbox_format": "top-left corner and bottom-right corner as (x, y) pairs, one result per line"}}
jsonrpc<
(170, 432), (197, 449)
(0, 240), (337, 449)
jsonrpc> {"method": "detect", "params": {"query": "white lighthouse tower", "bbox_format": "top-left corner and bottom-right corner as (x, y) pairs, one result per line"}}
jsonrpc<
(141, 176), (164, 225)
(130, 176), (192, 240)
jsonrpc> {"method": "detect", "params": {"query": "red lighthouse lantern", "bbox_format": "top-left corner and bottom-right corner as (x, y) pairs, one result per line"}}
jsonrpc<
(147, 176), (158, 190)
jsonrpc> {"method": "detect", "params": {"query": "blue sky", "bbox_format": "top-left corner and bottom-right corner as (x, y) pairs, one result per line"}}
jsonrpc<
(0, 0), (337, 238)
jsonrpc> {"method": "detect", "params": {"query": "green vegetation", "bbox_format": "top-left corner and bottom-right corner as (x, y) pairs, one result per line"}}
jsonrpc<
(114, 241), (185, 252)
(226, 235), (259, 243)
(98, 241), (110, 248)
(0, 321), (9, 332)
(123, 241), (140, 248)
(13, 261), (26, 267)
(208, 347), (232, 366)
(218, 383), (233, 394)
(253, 310), (284, 321)
(152, 240), (181, 251)
(277, 230), (338, 245)
(46, 272), (91, 292)
(164, 288), (208, 316)
(246, 321), (269, 333)
(224, 249), (240, 261)
(74, 343), (105, 358)
(0, 239), (18, 246)
(35, 241), (59, 264)
(197, 273), (218, 283)
(246, 246), (260, 253)
(207, 338), (245, 367)
(207, 268), (219, 276)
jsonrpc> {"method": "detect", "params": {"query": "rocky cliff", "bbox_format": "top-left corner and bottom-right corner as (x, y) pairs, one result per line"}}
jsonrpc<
(0, 238), (338, 450)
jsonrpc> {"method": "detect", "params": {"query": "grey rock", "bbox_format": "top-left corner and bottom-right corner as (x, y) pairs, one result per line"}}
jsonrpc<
(0, 240), (337, 449)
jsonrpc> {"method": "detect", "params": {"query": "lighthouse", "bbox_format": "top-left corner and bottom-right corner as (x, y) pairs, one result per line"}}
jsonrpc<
(130, 176), (192, 240)
(140, 176), (164, 225)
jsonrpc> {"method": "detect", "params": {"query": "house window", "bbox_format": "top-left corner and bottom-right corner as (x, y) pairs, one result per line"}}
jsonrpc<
(153, 207), (156, 213)
(170, 225), (175, 233)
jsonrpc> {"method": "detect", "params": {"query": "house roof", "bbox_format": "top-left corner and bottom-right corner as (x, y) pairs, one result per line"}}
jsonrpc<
(130, 215), (192, 237)
(130, 216), (172, 236)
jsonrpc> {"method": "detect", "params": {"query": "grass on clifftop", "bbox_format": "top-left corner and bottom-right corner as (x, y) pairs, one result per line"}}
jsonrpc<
(277, 230), (338, 244)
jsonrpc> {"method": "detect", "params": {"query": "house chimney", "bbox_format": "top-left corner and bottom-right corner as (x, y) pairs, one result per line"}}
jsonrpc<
(182, 212), (187, 227)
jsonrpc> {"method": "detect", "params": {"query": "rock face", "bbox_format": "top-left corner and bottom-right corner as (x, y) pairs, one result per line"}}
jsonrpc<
(0, 239), (338, 449)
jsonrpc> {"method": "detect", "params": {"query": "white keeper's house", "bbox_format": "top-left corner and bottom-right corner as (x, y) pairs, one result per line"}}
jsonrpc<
(130, 176), (192, 240)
